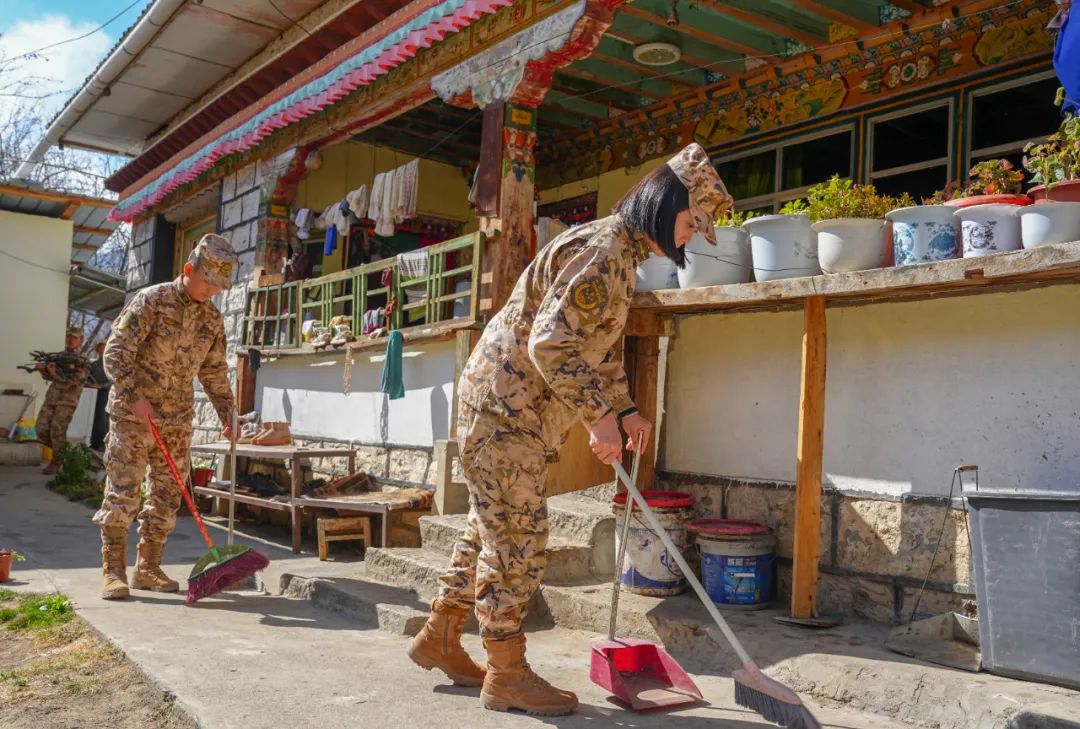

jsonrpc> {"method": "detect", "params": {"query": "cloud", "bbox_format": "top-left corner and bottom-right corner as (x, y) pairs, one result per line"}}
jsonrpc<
(0, 14), (114, 116)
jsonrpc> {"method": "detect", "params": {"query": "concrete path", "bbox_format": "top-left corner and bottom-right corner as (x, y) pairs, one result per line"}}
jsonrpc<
(2, 467), (920, 728)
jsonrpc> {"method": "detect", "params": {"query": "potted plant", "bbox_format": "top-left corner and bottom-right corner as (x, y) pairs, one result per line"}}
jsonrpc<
(0, 549), (25, 582)
(678, 208), (752, 288)
(888, 193), (961, 266)
(1020, 114), (1080, 247)
(744, 201), (820, 282)
(784, 176), (912, 274)
(942, 160), (1029, 258)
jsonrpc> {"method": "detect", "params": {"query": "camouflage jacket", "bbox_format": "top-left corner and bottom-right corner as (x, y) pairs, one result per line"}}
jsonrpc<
(41, 348), (89, 403)
(459, 215), (648, 450)
(104, 278), (234, 426)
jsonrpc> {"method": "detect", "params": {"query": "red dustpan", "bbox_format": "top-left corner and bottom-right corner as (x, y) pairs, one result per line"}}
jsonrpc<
(589, 439), (703, 710)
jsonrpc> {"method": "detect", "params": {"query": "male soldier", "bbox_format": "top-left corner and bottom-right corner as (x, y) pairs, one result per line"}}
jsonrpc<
(36, 327), (89, 475)
(93, 234), (238, 600)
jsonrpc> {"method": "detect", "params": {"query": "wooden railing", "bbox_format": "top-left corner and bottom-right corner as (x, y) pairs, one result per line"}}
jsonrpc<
(243, 231), (485, 351)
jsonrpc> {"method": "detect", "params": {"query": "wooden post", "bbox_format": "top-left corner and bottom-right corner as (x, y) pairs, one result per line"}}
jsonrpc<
(235, 351), (256, 416)
(478, 102), (538, 315)
(791, 296), (827, 619)
(625, 334), (660, 489)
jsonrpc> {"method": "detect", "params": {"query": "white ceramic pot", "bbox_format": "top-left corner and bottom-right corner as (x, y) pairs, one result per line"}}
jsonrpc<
(954, 204), (1022, 258)
(743, 214), (820, 281)
(812, 218), (889, 274)
(636, 254), (679, 291)
(885, 205), (960, 265)
(1018, 201), (1080, 248)
(677, 227), (752, 288)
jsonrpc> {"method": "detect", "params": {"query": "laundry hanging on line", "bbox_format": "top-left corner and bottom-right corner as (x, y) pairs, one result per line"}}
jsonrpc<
(381, 330), (405, 400)
(292, 208), (313, 240)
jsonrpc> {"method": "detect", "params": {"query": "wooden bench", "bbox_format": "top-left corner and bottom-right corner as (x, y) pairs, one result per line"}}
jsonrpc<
(317, 516), (372, 560)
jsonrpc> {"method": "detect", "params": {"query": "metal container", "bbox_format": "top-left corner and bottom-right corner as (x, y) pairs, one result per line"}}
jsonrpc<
(965, 488), (1080, 689)
(613, 491), (694, 596)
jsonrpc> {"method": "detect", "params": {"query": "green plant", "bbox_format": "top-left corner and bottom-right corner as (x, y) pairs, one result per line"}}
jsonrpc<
(1024, 114), (1080, 187)
(923, 180), (963, 205)
(1, 550), (25, 561)
(778, 175), (912, 221)
(48, 444), (105, 506)
(715, 208), (750, 227)
(0, 592), (73, 632)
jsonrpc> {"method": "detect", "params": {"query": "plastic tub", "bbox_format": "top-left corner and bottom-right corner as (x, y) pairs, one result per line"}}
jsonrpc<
(613, 491), (695, 596)
(687, 519), (775, 609)
(677, 227), (751, 288)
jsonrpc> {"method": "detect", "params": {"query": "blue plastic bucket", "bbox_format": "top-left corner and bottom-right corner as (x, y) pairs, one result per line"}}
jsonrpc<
(688, 519), (775, 610)
(613, 491), (695, 596)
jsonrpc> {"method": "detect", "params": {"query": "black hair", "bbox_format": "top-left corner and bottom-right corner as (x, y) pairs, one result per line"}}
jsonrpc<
(612, 164), (690, 268)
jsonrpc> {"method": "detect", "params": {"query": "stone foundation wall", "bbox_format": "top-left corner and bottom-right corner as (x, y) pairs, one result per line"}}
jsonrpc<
(659, 470), (975, 624)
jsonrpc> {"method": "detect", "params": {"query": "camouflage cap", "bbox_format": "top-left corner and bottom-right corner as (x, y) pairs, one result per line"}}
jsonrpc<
(666, 143), (732, 245)
(191, 233), (238, 289)
(66, 326), (84, 337)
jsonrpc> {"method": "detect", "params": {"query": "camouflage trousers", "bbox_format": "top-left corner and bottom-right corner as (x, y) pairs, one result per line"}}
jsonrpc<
(37, 384), (81, 466)
(438, 404), (551, 638)
(92, 417), (191, 544)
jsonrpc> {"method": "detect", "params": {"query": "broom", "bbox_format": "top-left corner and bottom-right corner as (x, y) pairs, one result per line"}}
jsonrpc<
(148, 418), (269, 604)
(612, 461), (820, 729)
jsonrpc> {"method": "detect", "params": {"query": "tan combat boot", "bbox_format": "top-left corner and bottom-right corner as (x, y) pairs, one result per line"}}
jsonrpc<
(101, 527), (129, 600)
(407, 599), (486, 687)
(480, 632), (578, 716)
(131, 540), (179, 593)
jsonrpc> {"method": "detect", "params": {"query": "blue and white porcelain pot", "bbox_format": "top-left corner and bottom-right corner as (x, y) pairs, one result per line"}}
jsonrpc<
(954, 204), (1022, 258)
(885, 205), (960, 265)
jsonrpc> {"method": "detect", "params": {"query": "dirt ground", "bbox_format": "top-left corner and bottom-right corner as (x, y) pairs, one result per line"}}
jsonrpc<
(0, 602), (195, 729)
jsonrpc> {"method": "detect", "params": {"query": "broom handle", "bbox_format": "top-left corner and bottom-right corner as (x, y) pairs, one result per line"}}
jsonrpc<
(612, 461), (753, 666)
(148, 418), (218, 553)
(228, 409), (237, 546)
(608, 433), (643, 641)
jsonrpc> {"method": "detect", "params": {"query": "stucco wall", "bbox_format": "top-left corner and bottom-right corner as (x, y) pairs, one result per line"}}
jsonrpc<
(255, 338), (457, 448)
(663, 285), (1080, 498)
(538, 157), (665, 218)
(0, 211), (74, 413)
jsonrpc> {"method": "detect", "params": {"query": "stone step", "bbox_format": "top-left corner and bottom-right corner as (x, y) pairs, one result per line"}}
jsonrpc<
(279, 571), (432, 636)
(363, 547), (447, 602)
(417, 514), (601, 584)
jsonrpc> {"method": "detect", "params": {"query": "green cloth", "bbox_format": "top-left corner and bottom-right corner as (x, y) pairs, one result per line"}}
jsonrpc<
(381, 330), (405, 400)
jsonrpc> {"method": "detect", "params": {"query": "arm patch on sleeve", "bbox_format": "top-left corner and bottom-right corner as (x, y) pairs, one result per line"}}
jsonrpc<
(572, 277), (608, 311)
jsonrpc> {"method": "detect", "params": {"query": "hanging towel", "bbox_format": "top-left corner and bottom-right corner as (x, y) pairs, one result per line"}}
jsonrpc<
(1053, 2), (1079, 114)
(368, 174), (385, 221)
(395, 159), (419, 223)
(397, 248), (428, 279)
(293, 208), (313, 240)
(346, 185), (368, 219)
(370, 171), (396, 237)
(324, 225), (338, 257)
(380, 330), (405, 400)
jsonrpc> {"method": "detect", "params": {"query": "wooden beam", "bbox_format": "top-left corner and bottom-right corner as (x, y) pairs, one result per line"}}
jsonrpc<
(551, 82), (635, 112)
(592, 50), (703, 84)
(618, 4), (759, 57)
(625, 334), (660, 489)
(791, 296), (826, 619)
(886, 0), (927, 13)
(559, 66), (665, 100)
(694, 0), (823, 47)
(784, 0), (876, 33)
(0, 184), (113, 209)
(72, 243), (98, 252)
(74, 224), (114, 237)
(60, 202), (80, 220)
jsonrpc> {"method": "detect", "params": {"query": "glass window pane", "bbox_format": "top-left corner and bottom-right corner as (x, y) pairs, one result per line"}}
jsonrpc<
(873, 165), (948, 201)
(717, 150), (776, 200)
(971, 77), (1062, 151)
(781, 132), (851, 190)
(873, 106), (950, 171)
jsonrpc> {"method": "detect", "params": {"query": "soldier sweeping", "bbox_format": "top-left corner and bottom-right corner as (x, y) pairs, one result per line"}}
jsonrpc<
(408, 144), (731, 715)
(93, 234), (238, 601)
(36, 327), (90, 475)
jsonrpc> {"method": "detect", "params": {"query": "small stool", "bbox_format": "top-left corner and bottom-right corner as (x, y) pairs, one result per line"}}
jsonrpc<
(317, 516), (372, 561)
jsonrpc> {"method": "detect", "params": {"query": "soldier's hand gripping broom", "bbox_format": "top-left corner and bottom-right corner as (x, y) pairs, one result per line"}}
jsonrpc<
(148, 418), (269, 604)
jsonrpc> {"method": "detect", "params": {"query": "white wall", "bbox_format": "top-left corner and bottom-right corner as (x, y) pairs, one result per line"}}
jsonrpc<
(663, 285), (1080, 497)
(0, 211), (74, 415)
(255, 339), (457, 447)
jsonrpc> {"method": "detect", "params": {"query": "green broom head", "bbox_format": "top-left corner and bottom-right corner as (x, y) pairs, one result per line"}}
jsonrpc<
(186, 544), (270, 605)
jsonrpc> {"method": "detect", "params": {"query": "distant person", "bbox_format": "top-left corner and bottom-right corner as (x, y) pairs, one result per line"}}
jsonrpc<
(89, 341), (110, 452)
(36, 327), (89, 475)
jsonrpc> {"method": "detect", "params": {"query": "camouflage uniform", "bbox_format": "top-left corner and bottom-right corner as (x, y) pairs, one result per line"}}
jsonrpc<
(437, 144), (731, 638)
(37, 348), (89, 466)
(93, 245), (236, 544)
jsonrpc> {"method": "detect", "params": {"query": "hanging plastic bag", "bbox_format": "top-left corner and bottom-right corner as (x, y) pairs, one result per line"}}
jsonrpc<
(12, 418), (37, 442)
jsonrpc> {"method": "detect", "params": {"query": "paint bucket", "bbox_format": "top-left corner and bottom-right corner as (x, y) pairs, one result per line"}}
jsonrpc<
(687, 519), (775, 610)
(612, 491), (695, 596)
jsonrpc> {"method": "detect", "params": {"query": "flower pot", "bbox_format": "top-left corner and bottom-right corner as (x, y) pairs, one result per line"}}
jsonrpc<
(636, 254), (679, 291)
(677, 227), (751, 288)
(743, 214), (820, 282)
(0, 552), (14, 583)
(944, 194), (1032, 209)
(886, 205), (961, 265)
(1029, 180), (1080, 203)
(1018, 202), (1080, 248)
(954, 204), (1022, 258)
(812, 218), (889, 274)
(191, 468), (215, 488)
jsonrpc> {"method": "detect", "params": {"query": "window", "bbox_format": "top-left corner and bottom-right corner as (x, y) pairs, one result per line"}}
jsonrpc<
(714, 127), (854, 213)
(868, 101), (953, 201)
(967, 73), (1063, 189)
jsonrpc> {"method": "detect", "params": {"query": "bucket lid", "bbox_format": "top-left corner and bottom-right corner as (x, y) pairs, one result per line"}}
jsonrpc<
(613, 490), (695, 508)
(686, 518), (771, 537)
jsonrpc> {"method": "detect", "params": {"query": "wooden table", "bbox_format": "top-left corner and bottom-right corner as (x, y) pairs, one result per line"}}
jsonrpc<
(191, 442), (357, 553)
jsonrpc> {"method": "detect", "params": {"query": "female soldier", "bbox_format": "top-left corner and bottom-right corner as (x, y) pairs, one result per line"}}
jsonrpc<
(408, 143), (731, 716)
